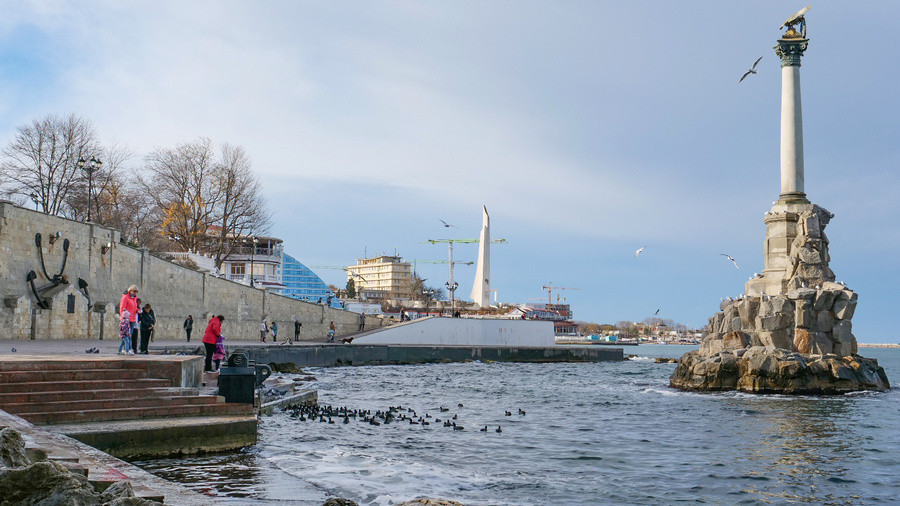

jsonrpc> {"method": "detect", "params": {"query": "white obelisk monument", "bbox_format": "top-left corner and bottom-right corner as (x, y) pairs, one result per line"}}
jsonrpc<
(470, 206), (491, 308)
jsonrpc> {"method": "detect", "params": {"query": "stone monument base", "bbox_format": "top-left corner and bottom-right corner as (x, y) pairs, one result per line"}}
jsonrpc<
(670, 346), (890, 394)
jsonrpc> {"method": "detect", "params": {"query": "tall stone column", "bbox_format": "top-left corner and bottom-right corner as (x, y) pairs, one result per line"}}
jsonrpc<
(775, 35), (809, 204)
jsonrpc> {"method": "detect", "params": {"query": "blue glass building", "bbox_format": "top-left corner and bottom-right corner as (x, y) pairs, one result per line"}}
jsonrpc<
(280, 253), (342, 308)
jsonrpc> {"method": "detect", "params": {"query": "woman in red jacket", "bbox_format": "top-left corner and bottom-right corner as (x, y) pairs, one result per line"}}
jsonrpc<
(202, 315), (225, 372)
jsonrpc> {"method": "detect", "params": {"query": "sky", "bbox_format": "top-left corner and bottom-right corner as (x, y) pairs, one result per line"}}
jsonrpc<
(1, 1), (898, 342)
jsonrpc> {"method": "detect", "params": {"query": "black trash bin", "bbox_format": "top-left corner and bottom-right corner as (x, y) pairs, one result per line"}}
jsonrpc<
(218, 366), (256, 404)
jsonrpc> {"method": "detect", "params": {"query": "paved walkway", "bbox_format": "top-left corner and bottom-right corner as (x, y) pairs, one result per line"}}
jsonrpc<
(0, 338), (345, 357)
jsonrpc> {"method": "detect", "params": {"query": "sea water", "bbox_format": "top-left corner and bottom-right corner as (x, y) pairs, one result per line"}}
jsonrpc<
(136, 345), (900, 505)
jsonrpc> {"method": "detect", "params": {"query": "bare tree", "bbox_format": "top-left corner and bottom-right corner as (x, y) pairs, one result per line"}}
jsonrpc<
(142, 138), (218, 252)
(0, 114), (100, 215)
(208, 143), (271, 269)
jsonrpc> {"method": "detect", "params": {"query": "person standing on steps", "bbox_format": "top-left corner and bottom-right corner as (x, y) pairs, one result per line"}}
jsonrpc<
(271, 321), (278, 342)
(212, 334), (226, 370)
(119, 286), (138, 355)
(327, 321), (336, 342)
(358, 312), (365, 331)
(118, 309), (133, 355)
(183, 315), (193, 342)
(138, 303), (155, 354)
(203, 315), (225, 372)
(259, 319), (268, 343)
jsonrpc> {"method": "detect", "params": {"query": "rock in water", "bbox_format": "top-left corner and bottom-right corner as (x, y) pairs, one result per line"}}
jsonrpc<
(670, 346), (890, 394)
(323, 499), (359, 506)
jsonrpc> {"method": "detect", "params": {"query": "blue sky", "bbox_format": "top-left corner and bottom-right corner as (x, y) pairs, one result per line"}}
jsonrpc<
(1, 2), (898, 341)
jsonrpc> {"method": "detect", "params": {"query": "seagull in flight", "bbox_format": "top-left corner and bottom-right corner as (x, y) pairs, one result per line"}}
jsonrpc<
(439, 219), (455, 228)
(634, 245), (646, 258)
(654, 308), (660, 315)
(740, 56), (763, 83)
(721, 254), (740, 269)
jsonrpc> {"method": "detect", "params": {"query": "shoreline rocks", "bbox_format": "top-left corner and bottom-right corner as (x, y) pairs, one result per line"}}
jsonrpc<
(0, 427), (157, 505)
(670, 346), (890, 394)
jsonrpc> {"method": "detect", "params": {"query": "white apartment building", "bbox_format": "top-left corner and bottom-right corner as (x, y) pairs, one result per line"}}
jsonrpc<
(347, 255), (413, 300)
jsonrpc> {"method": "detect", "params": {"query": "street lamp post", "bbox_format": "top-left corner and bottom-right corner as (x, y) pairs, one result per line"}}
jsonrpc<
(445, 281), (458, 315)
(423, 289), (434, 316)
(249, 236), (259, 287)
(29, 192), (39, 211)
(78, 157), (102, 222)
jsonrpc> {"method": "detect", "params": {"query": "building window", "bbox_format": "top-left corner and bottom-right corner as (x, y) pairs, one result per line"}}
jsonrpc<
(231, 263), (246, 275)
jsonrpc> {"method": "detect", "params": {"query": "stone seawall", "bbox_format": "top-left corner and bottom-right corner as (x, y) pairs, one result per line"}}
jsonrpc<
(150, 343), (625, 367)
(0, 201), (381, 341)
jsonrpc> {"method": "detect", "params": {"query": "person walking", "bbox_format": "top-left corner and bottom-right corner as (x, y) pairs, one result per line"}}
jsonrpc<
(202, 315), (224, 372)
(271, 321), (278, 342)
(259, 319), (268, 343)
(358, 312), (365, 331)
(118, 309), (133, 355)
(138, 303), (155, 354)
(183, 315), (193, 342)
(292, 319), (301, 344)
(119, 286), (138, 355)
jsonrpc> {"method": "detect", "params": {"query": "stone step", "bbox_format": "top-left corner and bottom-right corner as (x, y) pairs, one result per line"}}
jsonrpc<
(0, 387), (200, 405)
(0, 359), (148, 372)
(18, 402), (254, 425)
(2, 395), (224, 414)
(0, 368), (148, 383)
(0, 378), (171, 394)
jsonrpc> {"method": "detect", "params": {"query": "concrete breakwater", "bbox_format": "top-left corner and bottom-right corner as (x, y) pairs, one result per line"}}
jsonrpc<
(0, 201), (382, 343)
(153, 343), (624, 367)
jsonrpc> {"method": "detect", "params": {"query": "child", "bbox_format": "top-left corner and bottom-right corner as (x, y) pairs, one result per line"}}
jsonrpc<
(212, 335), (226, 370)
(118, 310), (134, 355)
(327, 321), (336, 343)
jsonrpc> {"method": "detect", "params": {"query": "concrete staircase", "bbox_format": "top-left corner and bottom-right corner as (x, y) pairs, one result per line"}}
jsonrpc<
(0, 358), (253, 425)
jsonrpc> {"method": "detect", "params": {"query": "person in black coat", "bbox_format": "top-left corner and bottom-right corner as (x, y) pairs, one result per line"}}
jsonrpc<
(139, 303), (156, 354)
(183, 315), (193, 342)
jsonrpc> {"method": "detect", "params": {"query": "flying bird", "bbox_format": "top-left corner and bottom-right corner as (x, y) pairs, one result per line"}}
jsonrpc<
(654, 308), (660, 315)
(634, 245), (646, 258)
(439, 219), (455, 228)
(721, 254), (740, 269)
(739, 56), (763, 83)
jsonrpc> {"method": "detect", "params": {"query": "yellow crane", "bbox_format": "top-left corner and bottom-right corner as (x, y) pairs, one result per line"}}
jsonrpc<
(541, 282), (581, 307)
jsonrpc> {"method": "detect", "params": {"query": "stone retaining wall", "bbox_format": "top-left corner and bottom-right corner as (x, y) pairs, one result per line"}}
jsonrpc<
(0, 201), (382, 341)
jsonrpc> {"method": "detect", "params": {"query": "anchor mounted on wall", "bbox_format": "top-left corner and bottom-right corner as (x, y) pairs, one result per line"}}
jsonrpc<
(26, 232), (71, 309)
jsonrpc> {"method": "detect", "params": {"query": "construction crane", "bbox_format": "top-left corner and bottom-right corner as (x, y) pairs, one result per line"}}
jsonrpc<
(424, 238), (506, 312)
(541, 282), (581, 307)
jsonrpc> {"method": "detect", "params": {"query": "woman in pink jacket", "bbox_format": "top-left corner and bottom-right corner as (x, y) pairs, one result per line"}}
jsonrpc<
(119, 285), (139, 354)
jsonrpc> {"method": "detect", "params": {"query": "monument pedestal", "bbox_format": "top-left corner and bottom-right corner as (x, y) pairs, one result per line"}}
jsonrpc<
(745, 200), (835, 297)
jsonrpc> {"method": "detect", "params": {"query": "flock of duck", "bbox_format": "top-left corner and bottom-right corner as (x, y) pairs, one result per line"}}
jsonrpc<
(284, 403), (527, 434)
